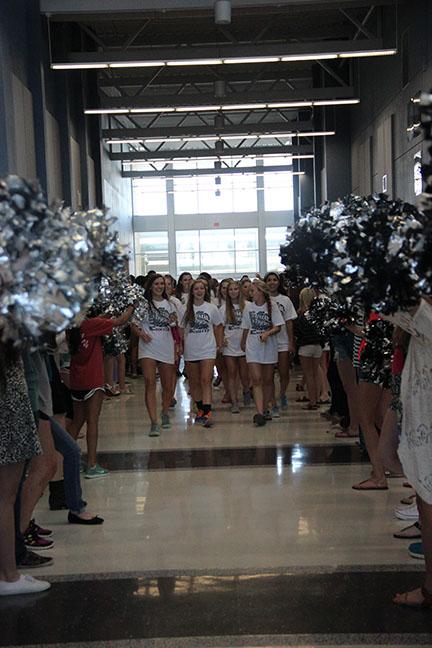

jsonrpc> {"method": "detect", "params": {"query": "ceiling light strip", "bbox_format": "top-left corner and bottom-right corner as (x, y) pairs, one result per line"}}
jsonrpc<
(104, 131), (335, 145)
(86, 100), (359, 116)
(52, 49), (397, 70)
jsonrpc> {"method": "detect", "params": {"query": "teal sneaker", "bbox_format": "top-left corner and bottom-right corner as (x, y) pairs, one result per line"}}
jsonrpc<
(408, 541), (424, 560)
(280, 394), (288, 411)
(149, 423), (161, 437)
(161, 413), (171, 429)
(271, 405), (280, 419)
(85, 464), (109, 479)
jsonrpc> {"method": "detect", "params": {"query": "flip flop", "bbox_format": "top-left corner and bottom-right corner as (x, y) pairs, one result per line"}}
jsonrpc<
(334, 430), (358, 438)
(393, 585), (432, 609)
(352, 479), (388, 491)
(400, 493), (416, 505)
(295, 396), (309, 402)
(393, 521), (422, 540)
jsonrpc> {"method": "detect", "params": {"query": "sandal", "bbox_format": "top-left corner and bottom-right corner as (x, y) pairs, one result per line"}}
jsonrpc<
(295, 396), (309, 402)
(393, 521), (422, 540)
(393, 585), (432, 608)
(400, 493), (416, 505)
(352, 478), (388, 491)
(334, 430), (358, 438)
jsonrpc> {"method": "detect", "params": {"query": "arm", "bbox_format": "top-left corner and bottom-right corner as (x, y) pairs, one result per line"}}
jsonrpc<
(286, 320), (295, 353)
(111, 305), (134, 328)
(131, 321), (152, 343)
(214, 324), (224, 351)
(260, 325), (281, 343)
(240, 328), (248, 352)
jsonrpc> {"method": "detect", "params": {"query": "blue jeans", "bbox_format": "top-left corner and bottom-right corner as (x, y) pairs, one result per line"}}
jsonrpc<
(49, 418), (86, 513)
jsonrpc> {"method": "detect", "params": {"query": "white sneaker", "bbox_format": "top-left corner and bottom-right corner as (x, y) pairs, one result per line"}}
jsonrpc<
(394, 502), (419, 520)
(0, 574), (51, 596)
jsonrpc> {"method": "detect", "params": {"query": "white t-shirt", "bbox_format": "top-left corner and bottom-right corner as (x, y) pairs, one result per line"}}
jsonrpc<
(138, 298), (176, 364)
(181, 301), (223, 361)
(241, 300), (285, 364)
(169, 295), (186, 324)
(272, 294), (297, 351)
(220, 303), (245, 357)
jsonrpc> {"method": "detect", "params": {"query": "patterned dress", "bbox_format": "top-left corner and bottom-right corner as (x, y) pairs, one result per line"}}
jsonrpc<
(389, 300), (432, 504)
(0, 356), (41, 465)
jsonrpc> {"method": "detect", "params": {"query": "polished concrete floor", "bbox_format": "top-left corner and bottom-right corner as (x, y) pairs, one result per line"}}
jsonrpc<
(5, 376), (429, 647)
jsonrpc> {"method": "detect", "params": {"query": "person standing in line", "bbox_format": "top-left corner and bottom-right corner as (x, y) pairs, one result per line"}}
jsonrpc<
(265, 272), (297, 416)
(175, 272), (193, 306)
(240, 277), (253, 302)
(220, 280), (251, 413)
(214, 278), (233, 403)
(180, 279), (223, 428)
(164, 274), (185, 407)
(134, 274), (180, 437)
(0, 344), (51, 596)
(293, 287), (324, 411)
(67, 304), (134, 478)
(241, 280), (284, 426)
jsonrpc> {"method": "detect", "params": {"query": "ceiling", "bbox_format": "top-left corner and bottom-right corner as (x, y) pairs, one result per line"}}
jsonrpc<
(43, 0), (401, 176)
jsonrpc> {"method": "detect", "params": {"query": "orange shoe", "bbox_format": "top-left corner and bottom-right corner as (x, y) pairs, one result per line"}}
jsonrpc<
(203, 412), (213, 428)
(194, 410), (205, 424)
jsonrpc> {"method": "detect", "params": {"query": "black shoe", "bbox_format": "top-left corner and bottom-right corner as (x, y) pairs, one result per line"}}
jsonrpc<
(253, 413), (266, 427)
(49, 480), (67, 511)
(68, 512), (104, 525)
(17, 550), (54, 568)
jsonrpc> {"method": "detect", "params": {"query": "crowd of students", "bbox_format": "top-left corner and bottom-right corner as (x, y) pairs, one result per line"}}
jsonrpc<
(1, 267), (431, 610)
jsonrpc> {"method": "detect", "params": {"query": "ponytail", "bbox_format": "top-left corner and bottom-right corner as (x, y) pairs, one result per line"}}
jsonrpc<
(264, 292), (273, 328)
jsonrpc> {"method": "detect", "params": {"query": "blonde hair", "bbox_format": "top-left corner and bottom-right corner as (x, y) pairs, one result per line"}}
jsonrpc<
(225, 280), (245, 324)
(298, 287), (316, 314)
(252, 279), (273, 326)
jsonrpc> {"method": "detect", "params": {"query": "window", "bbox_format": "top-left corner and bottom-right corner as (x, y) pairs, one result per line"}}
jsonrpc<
(134, 231), (169, 275)
(175, 228), (258, 278)
(263, 157), (294, 212)
(173, 160), (257, 214)
(132, 178), (167, 216)
(266, 226), (289, 272)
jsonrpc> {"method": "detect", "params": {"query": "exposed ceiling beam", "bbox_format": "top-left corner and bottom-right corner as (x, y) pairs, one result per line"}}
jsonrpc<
(111, 144), (313, 161)
(98, 72), (313, 88)
(99, 86), (355, 109)
(102, 121), (314, 139)
(56, 39), (390, 65)
(123, 164), (300, 178)
(41, 0), (401, 20)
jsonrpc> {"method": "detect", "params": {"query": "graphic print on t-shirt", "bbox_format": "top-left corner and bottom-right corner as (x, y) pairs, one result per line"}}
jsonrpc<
(189, 310), (211, 333)
(148, 306), (171, 331)
(250, 310), (271, 333)
(227, 307), (242, 330)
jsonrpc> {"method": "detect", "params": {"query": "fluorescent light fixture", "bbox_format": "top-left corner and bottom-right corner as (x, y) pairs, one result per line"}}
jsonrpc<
(129, 107), (175, 113)
(109, 61), (166, 68)
(281, 54), (337, 62)
(406, 123), (421, 133)
(51, 62), (109, 70)
(296, 130), (335, 136)
(221, 103), (267, 110)
(123, 153), (313, 163)
(166, 59), (223, 66)
(292, 171), (306, 176)
(86, 108), (129, 114)
(176, 105), (221, 112)
(87, 99), (359, 115)
(223, 56), (281, 64)
(411, 97), (421, 104)
(338, 48), (397, 58)
(182, 136), (220, 142)
(53, 48), (397, 71)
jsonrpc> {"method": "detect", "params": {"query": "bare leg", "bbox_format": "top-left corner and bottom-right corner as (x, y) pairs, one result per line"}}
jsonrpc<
(378, 407), (403, 474)
(68, 400), (86, 440)
(20, 420), (57, 533)
(336, 358), (360, 436)
(238, 357), (250, 393)
(158, 362), (175, 415)
(394, 495), (432, 605)
(278, 351), (290, 401)
(353, 381), (387, 487)
(141, 358), (158, 424)
(318, 350), (330, 400)
(200, 359), (215, 405)
(299, 356), (318, 406)
(225, 356), (240, 406)
(85, 390), (105, 468)
(104, 356), (114, 386)
(248, 363), (264, 415)
(185, 362), (201, 404)
(216, 356), (230, 401)
(0, 462), (25, 582)
(118, 354), (126, 392)
(262, 364), (275, 412)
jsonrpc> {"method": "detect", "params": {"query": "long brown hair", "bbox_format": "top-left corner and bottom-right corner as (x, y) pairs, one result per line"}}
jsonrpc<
(225, 280), (245, 325)
(252, 279), (273, 327)
(175, 272), (192, 300)
(182, 279), (210, 327)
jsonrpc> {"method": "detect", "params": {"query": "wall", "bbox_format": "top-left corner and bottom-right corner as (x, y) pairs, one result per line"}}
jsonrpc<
(351, 0), (432, 203)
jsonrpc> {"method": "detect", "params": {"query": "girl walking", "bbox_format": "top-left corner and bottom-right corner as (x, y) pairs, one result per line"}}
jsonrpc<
(241, 280), (284, 426)
(134, 274), (180, 437)
(181, 279), (223, 428)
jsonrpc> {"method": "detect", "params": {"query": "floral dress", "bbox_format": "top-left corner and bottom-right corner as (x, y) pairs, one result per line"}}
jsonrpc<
(0, 356), (41, 465)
